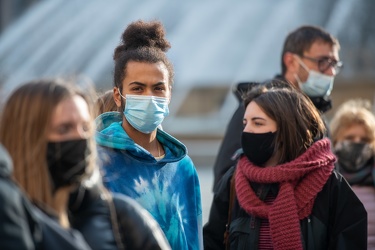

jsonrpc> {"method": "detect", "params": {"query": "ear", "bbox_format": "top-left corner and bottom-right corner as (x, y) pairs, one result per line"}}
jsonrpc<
(283, 52), (299, 74)
(113, 87), (122, 108)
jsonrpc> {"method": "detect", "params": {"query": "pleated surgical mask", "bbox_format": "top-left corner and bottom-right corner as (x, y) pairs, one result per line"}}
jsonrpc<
(294, 56), (334, 98)
(119, 92), (169, 134)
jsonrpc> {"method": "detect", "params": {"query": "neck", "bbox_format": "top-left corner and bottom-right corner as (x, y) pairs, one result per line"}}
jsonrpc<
(264, 151), (280, 167)
(52, 187), (71, 228)
(122, 117), (162, 157)
(284, 73), (299, 90)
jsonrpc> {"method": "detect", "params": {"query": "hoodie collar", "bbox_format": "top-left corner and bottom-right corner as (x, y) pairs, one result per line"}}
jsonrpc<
(95, 112), (187, 163)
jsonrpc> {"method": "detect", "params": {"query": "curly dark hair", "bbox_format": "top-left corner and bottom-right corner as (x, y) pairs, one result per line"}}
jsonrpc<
(113, 20), (174, 89)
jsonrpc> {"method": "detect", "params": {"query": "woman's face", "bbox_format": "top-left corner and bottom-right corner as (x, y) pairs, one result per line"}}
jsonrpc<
(243, 101), (277, 133)
(335, 123), (371, 145)
(48, 95), (92, 142)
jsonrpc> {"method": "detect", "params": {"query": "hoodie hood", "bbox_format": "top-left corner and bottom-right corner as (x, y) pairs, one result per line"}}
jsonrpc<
(0, 144), (13, 178)
(95, 112), (187, 163)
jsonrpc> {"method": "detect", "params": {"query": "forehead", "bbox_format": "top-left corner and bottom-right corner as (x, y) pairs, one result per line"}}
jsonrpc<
(338, 123), (369, 138)
(245, 101), (270, 119)
(305, 40), (339, 59)
(51, 95), (90, 125)
(123, 61), (169, 85)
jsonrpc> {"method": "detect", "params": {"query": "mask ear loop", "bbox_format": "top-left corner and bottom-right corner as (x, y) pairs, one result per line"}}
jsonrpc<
(294, 55), (310, 72)
(116, 88), (127, 114)
(117, 88), (126, 99)
(294, 73), (302, 83)
(293, 55), (310, 89)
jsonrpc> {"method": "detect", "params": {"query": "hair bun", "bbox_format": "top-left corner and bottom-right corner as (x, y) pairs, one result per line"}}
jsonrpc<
(112, 19), (174, 86)
(116, 20), (171, 57)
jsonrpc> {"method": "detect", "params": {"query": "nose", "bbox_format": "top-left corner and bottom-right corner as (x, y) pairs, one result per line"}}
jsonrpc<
(324, 66), (336, 76)
(243, 123), (252, 133)
(71, 129), (83, 140)
(352, 136), (363, 143)
(143, 88), (153, 96)
(76, 125), (91, 139)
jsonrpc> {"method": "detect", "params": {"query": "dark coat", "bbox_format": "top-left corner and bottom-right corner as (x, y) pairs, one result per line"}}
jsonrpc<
(1, 143), (170, 250)
(212, 77), (332, 190)
(69, 181), (171, 250)
(0, 145), (40, 249)
(204, 166), (367, 250)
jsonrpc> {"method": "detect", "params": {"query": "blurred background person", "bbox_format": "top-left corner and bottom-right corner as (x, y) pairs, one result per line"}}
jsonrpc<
(0, 79), (95, 249)
(0, 78), (171, 250)
(212, 25), (342, 190)
(330, 98), (375, 249)
(95, 89), (119, 117)
(204, 82), (367, 250)
(95, 20), (203, 250)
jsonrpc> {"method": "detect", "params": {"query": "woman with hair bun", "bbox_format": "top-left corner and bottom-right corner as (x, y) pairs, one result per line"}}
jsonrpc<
(95, 20), (203, 250)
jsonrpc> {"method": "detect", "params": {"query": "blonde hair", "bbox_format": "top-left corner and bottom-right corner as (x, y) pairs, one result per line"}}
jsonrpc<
(330, 99), (375, 150)
(0, 78), (97, 207)
(95, 89), (119, 117)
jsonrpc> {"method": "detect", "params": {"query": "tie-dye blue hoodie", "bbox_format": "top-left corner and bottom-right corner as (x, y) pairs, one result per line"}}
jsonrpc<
(95, 112), (203, 250)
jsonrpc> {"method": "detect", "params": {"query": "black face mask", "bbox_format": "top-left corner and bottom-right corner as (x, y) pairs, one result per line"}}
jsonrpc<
(241, 131), (276, 166)
(46, 139), (89, 192)
(334, 141), (374, 172)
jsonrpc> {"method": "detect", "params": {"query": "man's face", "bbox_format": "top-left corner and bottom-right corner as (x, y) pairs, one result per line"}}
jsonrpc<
(113, 60), (171, 111)
(296, 41), (340, 83)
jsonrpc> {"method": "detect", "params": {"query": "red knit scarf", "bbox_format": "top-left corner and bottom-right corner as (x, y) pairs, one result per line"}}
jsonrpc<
(235, 138), (336, 250)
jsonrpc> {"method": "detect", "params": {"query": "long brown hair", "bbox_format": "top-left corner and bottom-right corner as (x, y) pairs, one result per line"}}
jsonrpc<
(243, 83), (326, 164)
(0, 78), (96, 207)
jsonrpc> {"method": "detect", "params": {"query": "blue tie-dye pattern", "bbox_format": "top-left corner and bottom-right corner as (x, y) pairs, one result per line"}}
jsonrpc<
(95, 112), (203, 250)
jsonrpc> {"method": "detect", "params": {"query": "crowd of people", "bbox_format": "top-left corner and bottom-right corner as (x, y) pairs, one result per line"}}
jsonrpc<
(0, 19), (373, 250)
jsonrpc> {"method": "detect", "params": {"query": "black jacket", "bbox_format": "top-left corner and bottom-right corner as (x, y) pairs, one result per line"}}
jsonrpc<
(204, 166), (367, 250)
(0, 145), (40, 249)
(69, 180), (171, 250)
(212, 77), (332, 190)
(0, 143), (170, 250)
(0, 144), (90, 250)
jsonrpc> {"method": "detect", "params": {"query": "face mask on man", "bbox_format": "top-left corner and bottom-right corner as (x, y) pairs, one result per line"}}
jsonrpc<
(241, 131), (276, 166)
(119, 92), (170, 134)
(46, 139), (89, 192)
(334, 140), (374, 172)
(294, 56), (334, 98)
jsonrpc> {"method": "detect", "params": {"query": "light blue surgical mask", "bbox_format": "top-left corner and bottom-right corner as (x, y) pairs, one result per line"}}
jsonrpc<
(294, 57), (334, 98)
(119, 92), (169, 134)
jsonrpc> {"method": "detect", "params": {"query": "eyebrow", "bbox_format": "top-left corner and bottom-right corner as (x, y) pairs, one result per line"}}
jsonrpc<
(243, 117), (266, 123)
(251, 117), (266, 121)
(129, 81), (166, 86)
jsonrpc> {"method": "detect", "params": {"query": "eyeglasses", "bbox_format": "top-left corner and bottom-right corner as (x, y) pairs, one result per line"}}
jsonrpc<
(300, 55), (343, 74)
